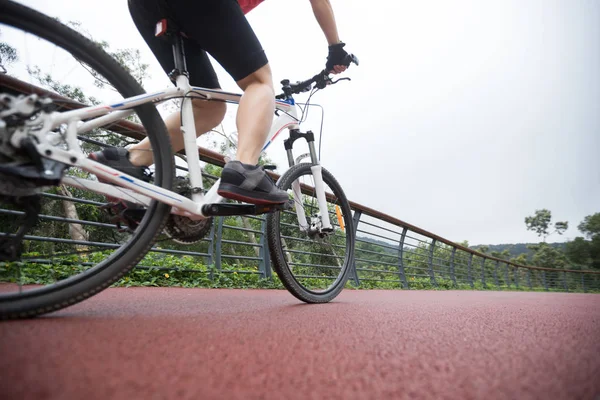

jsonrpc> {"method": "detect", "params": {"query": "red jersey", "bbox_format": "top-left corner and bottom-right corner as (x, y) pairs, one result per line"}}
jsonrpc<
(238, 0), (264, 14)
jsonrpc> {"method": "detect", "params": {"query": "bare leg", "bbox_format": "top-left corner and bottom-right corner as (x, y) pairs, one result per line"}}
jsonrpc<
(124, 61), (272, 170)
(127, 62), (273, 167)
(128, 99), (227, 167)
(217, 63), (287, 204)
(234, 63), (275, 165)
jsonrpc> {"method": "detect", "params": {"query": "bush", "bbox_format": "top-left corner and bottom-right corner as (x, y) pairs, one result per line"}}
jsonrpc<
(2, 254), (599, 293)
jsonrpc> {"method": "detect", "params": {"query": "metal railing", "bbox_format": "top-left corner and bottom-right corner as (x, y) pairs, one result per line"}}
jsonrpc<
(2, 74), (599, 293)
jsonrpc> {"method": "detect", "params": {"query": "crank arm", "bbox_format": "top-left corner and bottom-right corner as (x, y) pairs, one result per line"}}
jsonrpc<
(201, 201), (292, 217)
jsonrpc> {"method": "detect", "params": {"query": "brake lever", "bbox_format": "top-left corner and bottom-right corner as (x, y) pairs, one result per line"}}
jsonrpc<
(314, 72), (331, 89)
(331, 77), (351, 84)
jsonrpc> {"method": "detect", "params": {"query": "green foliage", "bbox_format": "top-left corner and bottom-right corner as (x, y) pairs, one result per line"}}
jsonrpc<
(578, 213), (600, 240)
(591, 236), (600, 270)
(0, 37), (18, 72)
(490, 249), (511, 260)
(564, 234), (600, 270)
(510, 253), (528, 266)
(27, 65), (100, 105)
(525, 209), (551, 238)
(470, 243), (565, 260)
(0, 42), (17, 64)
(528, 242), (567, 269)
(565, 237), (591, 267)
(3, 248), (599, 293)
(476, 245), (489, 254)
(563, 213), (600, 270)
(525, 209), (568, 242)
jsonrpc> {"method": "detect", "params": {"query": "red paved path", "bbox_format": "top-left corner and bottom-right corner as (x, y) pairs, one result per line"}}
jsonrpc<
(0, 289), (599, 400)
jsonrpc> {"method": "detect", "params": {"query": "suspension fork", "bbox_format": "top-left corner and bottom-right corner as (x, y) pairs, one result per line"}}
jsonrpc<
(284, 130), (332, 232)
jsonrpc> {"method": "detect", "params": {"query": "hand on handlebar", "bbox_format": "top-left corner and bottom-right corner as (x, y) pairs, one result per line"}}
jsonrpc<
(326, 42), (347, 73)
(326, 42), (359, 74)
(315, 52), (358, 88)
(275, 52), (358, 99)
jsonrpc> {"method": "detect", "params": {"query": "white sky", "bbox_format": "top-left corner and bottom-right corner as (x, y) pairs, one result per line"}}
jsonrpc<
(8, 0), (600, 246)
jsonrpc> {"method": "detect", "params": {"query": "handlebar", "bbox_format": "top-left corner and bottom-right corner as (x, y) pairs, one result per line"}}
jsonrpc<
(276, 53), (359, 100)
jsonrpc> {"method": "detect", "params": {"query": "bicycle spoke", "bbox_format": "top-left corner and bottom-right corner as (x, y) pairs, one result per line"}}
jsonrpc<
(0, 4), (173, 316)
(269, 164), (352, 299)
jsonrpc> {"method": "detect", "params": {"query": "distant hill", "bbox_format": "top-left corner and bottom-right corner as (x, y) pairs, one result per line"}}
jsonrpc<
(356, 235), (569, 261)
(356, 235), (397, 254)
(469, 242), (566, 258)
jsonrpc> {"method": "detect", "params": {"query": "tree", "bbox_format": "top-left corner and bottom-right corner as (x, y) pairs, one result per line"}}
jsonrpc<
(491, 249), (511, 261)
(0, 42), (17, 73)
(528, 242), (567, 269)
(565, 213), (600, 270)
(0, 28), (18, 73)
(565, 237), (591, 267)
(525, 209), (568, 242)
(578, 213), (600, 240)
(476, 245), (489, 255)
(590, 236), (600, 270)
(510, 253), (528, 266)
(520, 210), (569, 272)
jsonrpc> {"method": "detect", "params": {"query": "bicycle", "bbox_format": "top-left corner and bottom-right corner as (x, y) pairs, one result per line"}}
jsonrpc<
(0, 1), (358, 319)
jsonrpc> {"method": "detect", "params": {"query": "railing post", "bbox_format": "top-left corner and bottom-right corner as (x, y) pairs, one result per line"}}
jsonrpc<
(563, 271), (568, 292)
(467, 253), (474, 288)
(206, 217), (216, 268)
(428, 239), (437, 286)
(505, 263), (510, 288)
(542, 270), (548, 291)
(480, 257), (486, 288)
(214, 216), (224, 279)
(582, 273), (586, 293)
(449, 247), (457, 286)
(398, 227), (409, 289)
(527, 269), (532, 289)
(350, 210), (361, 286)
(514, 267), (519, 289)
(258, 218), (272, 279)
(494, 260), (500, 287)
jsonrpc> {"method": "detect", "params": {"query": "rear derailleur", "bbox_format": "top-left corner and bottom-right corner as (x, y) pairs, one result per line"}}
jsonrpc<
(0, 94), (68, 260)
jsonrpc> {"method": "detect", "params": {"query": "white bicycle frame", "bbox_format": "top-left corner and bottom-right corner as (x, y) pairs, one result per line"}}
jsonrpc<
(19, 73), (332, 230)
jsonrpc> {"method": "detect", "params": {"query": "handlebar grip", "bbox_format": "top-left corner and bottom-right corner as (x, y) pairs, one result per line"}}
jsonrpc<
(344, 53), (359, 67)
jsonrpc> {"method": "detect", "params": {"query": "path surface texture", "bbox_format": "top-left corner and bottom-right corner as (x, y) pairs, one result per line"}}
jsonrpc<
(1, 289), (599, 399)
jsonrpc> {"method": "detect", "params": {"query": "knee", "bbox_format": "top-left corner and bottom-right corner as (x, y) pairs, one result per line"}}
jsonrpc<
(237, 64), (274, 93)
(192, 100), (227, 129)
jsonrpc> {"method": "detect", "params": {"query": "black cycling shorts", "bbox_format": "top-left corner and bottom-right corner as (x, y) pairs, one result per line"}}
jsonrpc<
(127, 0), (268, 88)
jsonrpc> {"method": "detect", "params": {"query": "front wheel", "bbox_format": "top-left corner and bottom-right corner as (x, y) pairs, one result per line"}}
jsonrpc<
(266, 164), (355, 303)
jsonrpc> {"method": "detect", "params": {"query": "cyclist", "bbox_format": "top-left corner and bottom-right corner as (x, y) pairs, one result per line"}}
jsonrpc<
(90, 0), (353, 205)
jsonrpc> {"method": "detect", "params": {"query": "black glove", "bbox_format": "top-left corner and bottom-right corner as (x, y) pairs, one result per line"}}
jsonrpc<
(326, 42), (349, 72)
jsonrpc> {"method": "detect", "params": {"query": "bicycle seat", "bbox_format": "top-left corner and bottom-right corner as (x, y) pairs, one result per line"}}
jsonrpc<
(154, 18), (188, 39)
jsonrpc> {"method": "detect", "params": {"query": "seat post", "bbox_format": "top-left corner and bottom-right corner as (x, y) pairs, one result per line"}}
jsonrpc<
(170, 34), (188, 79)
(155, 19), (188, 80)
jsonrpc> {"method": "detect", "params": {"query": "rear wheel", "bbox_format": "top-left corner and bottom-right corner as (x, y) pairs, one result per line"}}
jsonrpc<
(0, 1), (174, 319)
(266, 163), (355, 303)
